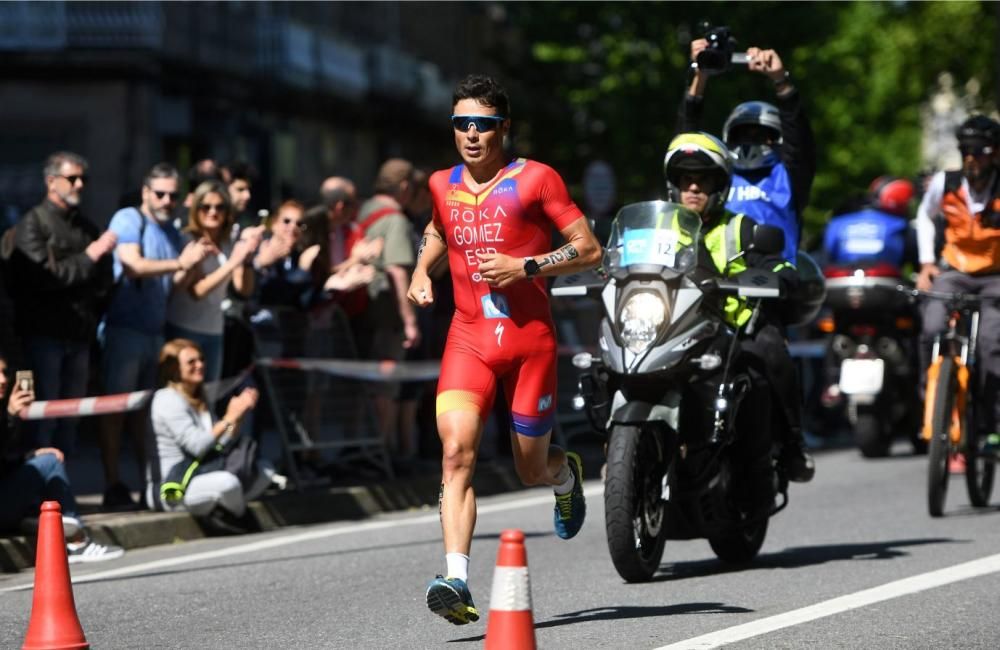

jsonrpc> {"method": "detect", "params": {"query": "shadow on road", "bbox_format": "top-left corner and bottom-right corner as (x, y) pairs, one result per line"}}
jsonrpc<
(447, 602), (751, 642)
(651, 536), (959, 582)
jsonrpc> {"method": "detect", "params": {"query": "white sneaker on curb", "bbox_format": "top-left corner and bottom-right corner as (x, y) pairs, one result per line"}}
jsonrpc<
(66, 540), (125, 564)
(62, 516), (83, 539)
(270, 473), (289, 490)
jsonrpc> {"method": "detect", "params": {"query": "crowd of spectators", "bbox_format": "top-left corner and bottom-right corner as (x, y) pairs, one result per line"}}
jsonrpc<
(0, 151), (446, 538)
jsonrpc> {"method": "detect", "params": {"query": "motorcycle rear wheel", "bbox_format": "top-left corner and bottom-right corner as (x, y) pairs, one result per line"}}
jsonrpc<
(855, 410), (890, 458)
(927, 356), (956, 518)
(604, 424), (667, 583)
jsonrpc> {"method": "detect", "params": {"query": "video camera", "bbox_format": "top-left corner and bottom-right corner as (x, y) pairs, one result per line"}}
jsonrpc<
(695, 22), (749, 73)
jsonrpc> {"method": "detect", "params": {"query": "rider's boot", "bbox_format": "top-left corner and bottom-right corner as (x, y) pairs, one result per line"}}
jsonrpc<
(780, 427), (815, 483)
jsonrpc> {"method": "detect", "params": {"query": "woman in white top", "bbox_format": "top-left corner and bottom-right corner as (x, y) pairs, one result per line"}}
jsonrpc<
(166, 182), (264, 382)
(147, 338), (275, 524)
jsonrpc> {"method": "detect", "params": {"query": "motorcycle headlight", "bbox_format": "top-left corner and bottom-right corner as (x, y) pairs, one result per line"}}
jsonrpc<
(618, 292), (668, 354)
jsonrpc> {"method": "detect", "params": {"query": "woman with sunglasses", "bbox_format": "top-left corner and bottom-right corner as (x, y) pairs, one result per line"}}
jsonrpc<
(166, 181), (264, 382)
(148, 338), (278, 532)
(252, 200), (329, 310)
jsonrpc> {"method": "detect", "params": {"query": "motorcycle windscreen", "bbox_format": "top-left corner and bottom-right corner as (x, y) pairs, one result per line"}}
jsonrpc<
(605, 201), (702, 273)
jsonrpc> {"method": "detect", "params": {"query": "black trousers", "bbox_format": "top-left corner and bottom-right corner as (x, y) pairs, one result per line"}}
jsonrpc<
(738, 321), (802, 438)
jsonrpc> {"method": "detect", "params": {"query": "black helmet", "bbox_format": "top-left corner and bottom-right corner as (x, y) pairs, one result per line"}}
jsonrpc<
(663, 132), (733, 218)
(956, 115), (1000, 149)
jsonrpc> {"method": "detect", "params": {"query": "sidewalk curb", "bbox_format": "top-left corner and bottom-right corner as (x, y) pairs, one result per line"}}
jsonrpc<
(0, 462), (524, 574)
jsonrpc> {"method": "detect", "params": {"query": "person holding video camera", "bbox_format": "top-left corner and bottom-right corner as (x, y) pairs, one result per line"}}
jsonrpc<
(677, 29), (816, 263)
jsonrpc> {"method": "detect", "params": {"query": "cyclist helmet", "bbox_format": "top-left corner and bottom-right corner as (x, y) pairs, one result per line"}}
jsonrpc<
(663, 132), (733, 219)
(955, 114), (1000, 149)
(868, 176), (915, 217)
(722, 101), (783, 171)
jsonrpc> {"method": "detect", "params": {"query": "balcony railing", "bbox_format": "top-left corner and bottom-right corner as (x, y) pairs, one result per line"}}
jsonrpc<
(0, 1), (450, 112)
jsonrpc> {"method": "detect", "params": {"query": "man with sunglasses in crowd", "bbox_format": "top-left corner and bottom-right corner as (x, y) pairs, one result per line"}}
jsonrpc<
(8, 152), (117, 457)
(99, 163), (213, 510)
(407, 74), (602, 626)
(915, 115), (1000, 456)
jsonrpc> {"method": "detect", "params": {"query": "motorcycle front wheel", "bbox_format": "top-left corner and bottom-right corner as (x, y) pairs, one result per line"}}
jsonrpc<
(709, 518), (768, 564)
(604, 424), (668, 583)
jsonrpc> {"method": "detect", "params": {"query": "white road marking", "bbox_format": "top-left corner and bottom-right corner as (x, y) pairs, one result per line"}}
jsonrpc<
(655, 551), (1000, 649)
(0, 484), (604, 594)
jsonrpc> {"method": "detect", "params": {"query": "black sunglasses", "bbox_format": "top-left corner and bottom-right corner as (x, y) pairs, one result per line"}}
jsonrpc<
(150, 189), (180, 201)
(58, 174), (88, 185)
(960, 145), (994, 158)
(281, 218), (306, 230)
(451, 115), (505, 132)
(199, 202), (227, 213)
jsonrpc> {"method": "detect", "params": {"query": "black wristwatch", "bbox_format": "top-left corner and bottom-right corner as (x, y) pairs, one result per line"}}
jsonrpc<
(523, 257), (541, 278)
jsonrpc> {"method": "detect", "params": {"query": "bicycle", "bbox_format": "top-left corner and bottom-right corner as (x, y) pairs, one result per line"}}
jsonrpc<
(913, 288), (997, 517)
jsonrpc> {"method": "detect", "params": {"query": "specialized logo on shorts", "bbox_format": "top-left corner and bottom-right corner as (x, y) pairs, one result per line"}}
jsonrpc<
(537, 394), (552, 412)
(481, 293), (511, 319)
(495, 322), (504, 347)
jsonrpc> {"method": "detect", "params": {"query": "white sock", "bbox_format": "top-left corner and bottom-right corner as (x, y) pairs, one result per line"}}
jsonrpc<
(446, 552), (470, 582)
(553, 463), (575, 495)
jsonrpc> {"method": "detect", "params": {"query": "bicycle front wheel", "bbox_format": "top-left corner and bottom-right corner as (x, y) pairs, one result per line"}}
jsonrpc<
(927, 356), (956, 517)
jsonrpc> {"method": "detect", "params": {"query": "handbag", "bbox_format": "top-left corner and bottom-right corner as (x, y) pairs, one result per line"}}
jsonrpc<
(160, 435), (261, 506)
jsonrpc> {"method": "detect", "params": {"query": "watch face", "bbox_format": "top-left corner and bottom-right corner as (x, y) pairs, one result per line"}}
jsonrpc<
(524, 258), (540, 276)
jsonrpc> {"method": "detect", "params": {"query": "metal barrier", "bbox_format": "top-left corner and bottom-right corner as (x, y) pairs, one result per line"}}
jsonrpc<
(249, 304), (401, 488)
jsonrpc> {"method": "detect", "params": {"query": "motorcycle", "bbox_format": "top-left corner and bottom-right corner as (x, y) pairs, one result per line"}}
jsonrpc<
(554, 201), (812, 583)
(819, 262), (923, 457)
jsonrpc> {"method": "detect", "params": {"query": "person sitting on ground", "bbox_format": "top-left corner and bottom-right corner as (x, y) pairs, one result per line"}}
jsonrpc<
(0, 354), (125, 562)
(166, 181), (264, 382)
(147, 339), (280, 533)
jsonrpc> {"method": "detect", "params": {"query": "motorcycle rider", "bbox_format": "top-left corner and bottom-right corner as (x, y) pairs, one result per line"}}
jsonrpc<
(678, 42), (816, 263)
(664, 132), (815, 483)
(822, 177), (918, 267)
(817, 177), (921, 441)
(915, 115), (1000, 454)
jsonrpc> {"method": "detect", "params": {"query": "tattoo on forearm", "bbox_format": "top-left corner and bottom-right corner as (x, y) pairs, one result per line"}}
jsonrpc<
(417, 232), (446, 262)
(537, 244), (579, 269)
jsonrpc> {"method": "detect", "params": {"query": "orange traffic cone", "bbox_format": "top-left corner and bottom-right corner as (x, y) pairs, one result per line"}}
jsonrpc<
(22, 501), (89, 650)
(484, 529), (536, 650)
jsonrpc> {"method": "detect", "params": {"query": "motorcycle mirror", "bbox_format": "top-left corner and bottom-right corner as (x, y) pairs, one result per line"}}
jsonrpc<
(750, 224), (785, 256)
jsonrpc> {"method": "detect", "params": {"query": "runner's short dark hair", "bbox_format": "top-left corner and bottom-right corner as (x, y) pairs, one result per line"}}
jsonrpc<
(452, 74), (510, 119)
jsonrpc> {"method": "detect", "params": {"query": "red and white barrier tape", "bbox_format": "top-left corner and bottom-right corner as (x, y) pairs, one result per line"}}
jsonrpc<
(20, 389), (151, 420)
(257, 358), (442, 382)
(17, 366), (256, 421)
(17, 348), (614, 420)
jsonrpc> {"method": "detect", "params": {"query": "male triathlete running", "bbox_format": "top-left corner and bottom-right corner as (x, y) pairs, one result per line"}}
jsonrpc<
(407, 74), (602, 625)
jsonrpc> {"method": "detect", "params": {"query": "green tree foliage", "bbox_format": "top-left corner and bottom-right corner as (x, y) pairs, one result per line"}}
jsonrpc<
(498, 1), (997, 241)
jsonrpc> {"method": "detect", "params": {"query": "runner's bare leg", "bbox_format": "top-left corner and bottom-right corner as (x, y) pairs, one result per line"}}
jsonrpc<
(509, 430), (567, 486)
(438, 409), (483, 555)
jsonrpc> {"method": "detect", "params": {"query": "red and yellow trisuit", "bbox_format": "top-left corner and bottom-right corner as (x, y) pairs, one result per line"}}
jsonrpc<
(429, 158), (584, 436)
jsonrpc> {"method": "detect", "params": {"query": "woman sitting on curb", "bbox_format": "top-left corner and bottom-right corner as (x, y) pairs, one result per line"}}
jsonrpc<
(0, 353), (124, 562)
(146, 338), (280, 533)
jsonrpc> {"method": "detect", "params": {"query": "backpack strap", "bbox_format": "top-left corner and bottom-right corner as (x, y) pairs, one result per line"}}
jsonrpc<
(358, 206), (400, 234)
